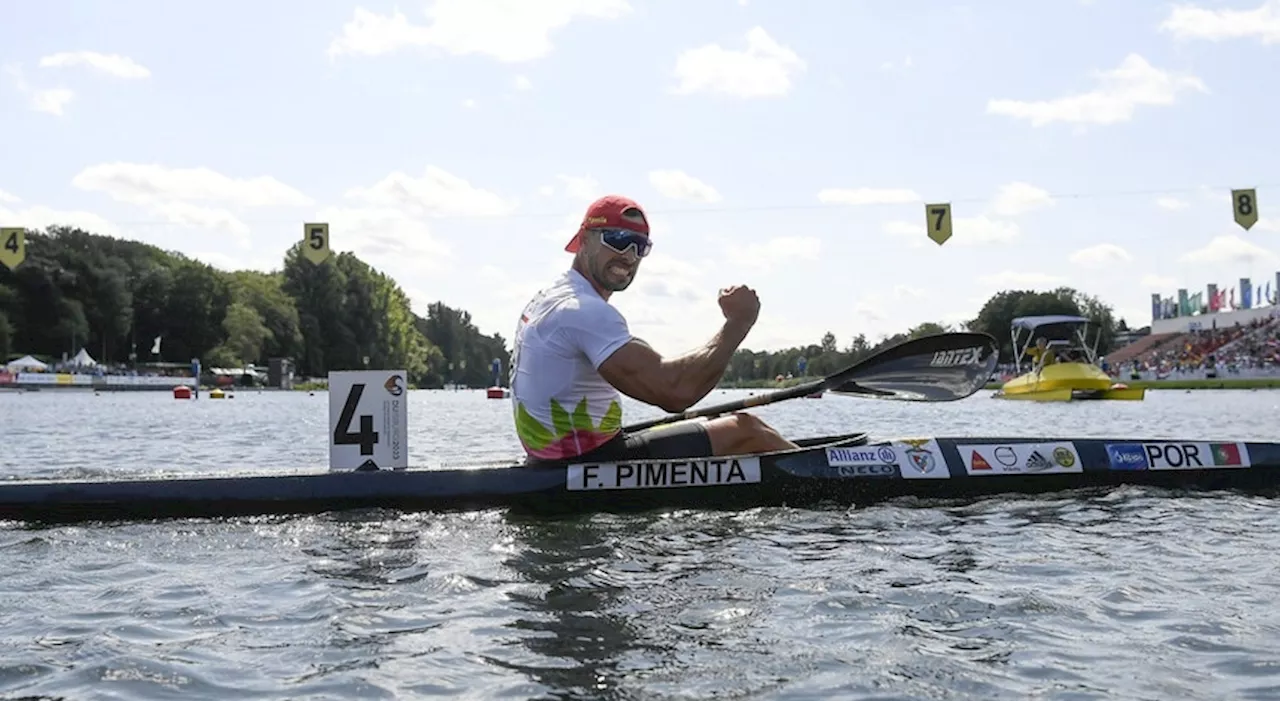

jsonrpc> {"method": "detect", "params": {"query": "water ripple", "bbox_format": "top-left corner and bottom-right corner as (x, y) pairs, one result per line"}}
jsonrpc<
(3, 390), (1280, 698)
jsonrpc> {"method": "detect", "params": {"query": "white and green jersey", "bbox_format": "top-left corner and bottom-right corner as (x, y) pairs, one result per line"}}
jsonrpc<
(510, 269), (631, 460)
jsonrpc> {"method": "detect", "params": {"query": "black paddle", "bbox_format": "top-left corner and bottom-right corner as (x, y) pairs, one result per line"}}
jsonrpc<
(621, 331), (999, 432)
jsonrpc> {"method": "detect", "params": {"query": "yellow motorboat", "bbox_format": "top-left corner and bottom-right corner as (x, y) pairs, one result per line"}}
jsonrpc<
(993, 314), (1145, 402)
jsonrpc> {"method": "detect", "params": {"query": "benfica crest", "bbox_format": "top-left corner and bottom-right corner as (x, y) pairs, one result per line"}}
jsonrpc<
(899, 438), (937, 474)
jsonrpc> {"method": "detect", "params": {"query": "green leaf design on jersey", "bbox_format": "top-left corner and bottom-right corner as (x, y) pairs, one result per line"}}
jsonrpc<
(550, 399), (573, 436)
(515, 398), (623, 453)
(599, 401), (622, 433)
(516, 402), (556, 450)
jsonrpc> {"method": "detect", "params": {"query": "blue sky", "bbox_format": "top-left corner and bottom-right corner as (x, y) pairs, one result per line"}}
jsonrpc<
(2, 0), (1279, 354)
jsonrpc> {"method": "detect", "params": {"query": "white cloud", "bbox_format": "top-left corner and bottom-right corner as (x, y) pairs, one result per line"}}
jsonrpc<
(315, 205), (454, 270)
(1178, 234), (1279, 265)
(68, 163), (311, 245)
(894, 284), (924, 299)
(648, 169), (722, 203)
(880, 183), (1041, 247)
(880, 55), (914, 71)
(817, 188), (920, 205)
(989, 182), (1054, 216)
(672, 27), (805, 98)
(953, 215), (1021, 245)
(149, 202), (251, 241)
(0, 189), (20, 204)
(883, 220), (919, 237)
(30, 88), (74, 116)
(513, 75), (533, 91)
(986, 54), (1207, 126)
(1156, 196), (1189, 210)
(39, 51), (151, 79)
(556, 175), (603, 202)
(1160, 0), (1280, 43)
(327, 0), (633, 63)
(0, 203), (119, 237)
(72, 163), (312, 208)
(462, 98), (477, 108)
(884, 214), (1019, 247)
(1069, 243), (1132, 267)
(854, 300), (886, 323)
(5, 64), (74, 117)
(883, 220), (927, 249)
(1142, 273), (1176, 289)
(344, 166), (517, 217)
(977, 270), (1067, 288)
(725, 235), (820, 271)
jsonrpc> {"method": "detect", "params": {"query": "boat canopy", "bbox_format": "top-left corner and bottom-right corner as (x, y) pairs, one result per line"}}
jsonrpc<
(1010, 315), (1091, 331)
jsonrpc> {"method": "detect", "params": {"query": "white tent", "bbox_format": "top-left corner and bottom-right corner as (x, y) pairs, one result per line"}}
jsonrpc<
(6, 355), (47, 372)
(68, 348), (97, 367)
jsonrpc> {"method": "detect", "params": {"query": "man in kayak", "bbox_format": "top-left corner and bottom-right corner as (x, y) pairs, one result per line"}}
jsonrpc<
(510, 194), (799, 464)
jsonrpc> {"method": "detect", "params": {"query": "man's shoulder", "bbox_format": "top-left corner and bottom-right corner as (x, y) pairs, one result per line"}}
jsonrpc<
(529, 271), (619, 318)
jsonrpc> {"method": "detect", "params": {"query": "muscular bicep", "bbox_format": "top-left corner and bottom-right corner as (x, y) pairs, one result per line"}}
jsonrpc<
(598, 339), (685, 412)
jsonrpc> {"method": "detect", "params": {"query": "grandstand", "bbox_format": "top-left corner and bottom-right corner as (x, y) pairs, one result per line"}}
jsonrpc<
(1102, 273), (1280, 380)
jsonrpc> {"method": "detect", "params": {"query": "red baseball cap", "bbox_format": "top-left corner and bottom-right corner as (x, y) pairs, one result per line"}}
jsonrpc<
(565, 195), (650, 253)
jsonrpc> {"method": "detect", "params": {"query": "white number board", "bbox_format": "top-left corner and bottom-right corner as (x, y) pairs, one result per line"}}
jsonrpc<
(328, 370), (409, 471)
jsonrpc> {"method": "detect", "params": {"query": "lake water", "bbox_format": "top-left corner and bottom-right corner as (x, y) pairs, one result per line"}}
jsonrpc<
(2, 388), (1280, 699)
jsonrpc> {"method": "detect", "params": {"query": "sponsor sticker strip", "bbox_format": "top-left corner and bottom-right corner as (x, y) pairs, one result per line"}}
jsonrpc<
(823, 438), (951, 479)
(1104, 442), (1251, 470)
(957, 442), (1082, 476)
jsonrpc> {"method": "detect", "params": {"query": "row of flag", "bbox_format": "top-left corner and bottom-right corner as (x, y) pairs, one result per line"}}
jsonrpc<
(1153, 274), (1280, 320)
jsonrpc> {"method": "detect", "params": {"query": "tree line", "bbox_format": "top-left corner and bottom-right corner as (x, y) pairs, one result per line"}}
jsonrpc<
(0, 226), (509, 389)
(0, 226), (1127, 389)
(722, 287), (1127, 385)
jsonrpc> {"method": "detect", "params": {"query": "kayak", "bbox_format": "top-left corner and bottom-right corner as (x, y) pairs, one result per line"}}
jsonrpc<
(0, 432), (1272, 524)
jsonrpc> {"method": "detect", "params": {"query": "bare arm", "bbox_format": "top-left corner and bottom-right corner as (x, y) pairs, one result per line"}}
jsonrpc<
(598, 319), (753, 413)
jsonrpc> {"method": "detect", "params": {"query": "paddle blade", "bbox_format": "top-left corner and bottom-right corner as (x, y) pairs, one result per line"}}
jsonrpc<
(827, 332), (998, 401)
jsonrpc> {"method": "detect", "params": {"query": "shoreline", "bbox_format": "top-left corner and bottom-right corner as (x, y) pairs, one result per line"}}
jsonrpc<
(718, 377), (1280, 391)
(978, 377), (1280, 391)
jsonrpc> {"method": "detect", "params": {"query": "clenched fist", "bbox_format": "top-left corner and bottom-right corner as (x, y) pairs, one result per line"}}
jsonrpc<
(718, 285), (760, 327)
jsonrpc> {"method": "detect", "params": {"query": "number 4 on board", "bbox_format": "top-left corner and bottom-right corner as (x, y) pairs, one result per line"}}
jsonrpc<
(328, 370), (409, 471)
(0, 228), (25, 270)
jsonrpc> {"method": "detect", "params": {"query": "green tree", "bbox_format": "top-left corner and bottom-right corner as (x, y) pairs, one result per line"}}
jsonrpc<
(0, 310), (11, 359)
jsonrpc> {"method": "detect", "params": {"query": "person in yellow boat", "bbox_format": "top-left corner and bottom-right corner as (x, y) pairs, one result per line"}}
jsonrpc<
(1025, 337), (1057, 369)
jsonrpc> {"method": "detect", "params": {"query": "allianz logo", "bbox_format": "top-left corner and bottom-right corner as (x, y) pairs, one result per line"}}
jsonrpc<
(828, 446), (898, 465)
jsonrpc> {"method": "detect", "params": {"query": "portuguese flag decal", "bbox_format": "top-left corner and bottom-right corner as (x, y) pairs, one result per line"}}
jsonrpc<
(1210, 443), (1243, 466)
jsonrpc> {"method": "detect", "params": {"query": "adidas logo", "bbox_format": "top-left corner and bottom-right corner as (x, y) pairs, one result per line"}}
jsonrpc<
(1026, 451), (1053, 472)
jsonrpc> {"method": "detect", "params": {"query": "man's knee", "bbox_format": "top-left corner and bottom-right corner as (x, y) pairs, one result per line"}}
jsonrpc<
(727, 411), (776, 436)
(705, 412), (779, 454)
